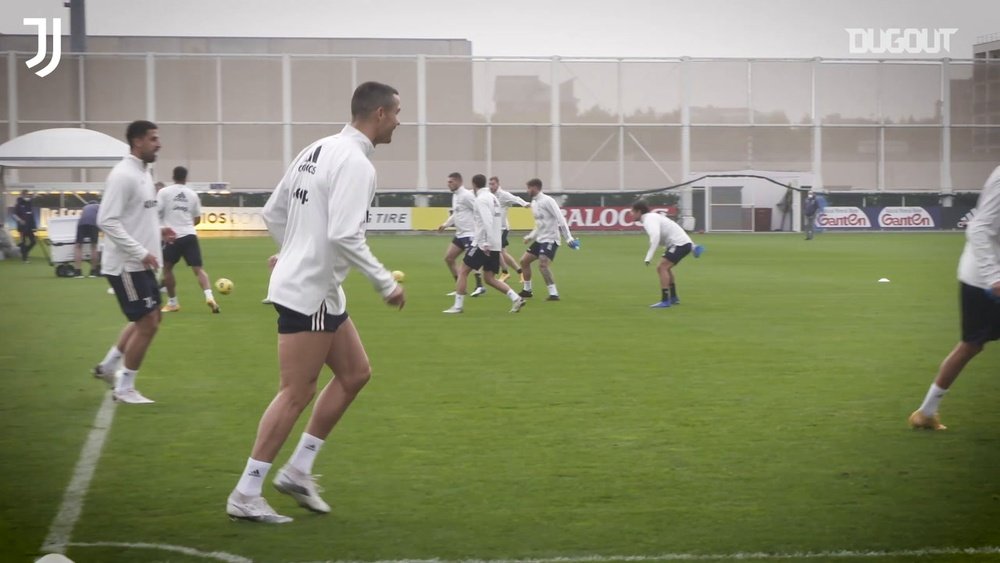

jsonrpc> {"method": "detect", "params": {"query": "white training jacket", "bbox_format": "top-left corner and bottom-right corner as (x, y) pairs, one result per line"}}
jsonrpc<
(157, 184), (201, 238)
(526, 192), (573, 245)
(640, 212), (693, 263)
(263, 124), (397, 316)
(441, 186), (476, 238)
(472, 188), (504, 251)
(958, 165), (1000, 290)
(493, 187), (530, 230)
(98, 154), (162, 275)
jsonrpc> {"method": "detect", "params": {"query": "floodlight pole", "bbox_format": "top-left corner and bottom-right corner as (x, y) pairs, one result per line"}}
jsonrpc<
(64, 0), (87, 53)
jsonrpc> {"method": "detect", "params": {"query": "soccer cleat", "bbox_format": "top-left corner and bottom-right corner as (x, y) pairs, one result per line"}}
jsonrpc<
(546, 295), (561, 301)
(261, 297), (272, 304)
(693, 244), (705, 258)
(445, 291), (458, 296)
(273, 465), (331, 514)
(113, 388), (155, 404)
(471, 286), (487, 297)
(518, 289), (533, 298)
(442, 306), (463, 314)
(497, 271), (510, 283)
(91, 364), (117, 388)
(509, 298), (526, 313)
(227, 491), (293, 523)
(649, 300), (672, 308)
(161, 303), (180, 313)
(908, 410), (946, 431)
(206, 299), (221, 314)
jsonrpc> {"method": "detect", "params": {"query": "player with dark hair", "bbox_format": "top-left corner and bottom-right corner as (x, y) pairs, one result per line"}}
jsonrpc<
(444, 174), (526, 314)
(73, 199), (101, 277)
(438, 172), (484, 296)
(909, 165), (1000, 430)
(226, 81), (405, 523)
(12, 190), (37, 262)
(519, 178), (575, 301)
(158, 165), (219, 314)
(91, 120), (176, 404)
(630, 200), (703, 309)
(488, 176), (530, 282)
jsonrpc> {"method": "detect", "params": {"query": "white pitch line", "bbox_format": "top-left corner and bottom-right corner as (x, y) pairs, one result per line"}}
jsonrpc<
(296, 545), (1000, 563)
(68, 541), (252, 563)
(40, 391), (118, 554)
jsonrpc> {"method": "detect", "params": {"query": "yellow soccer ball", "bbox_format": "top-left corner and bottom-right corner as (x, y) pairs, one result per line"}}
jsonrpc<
(392, 270), (406, 283)
(215, 278), (234, 295)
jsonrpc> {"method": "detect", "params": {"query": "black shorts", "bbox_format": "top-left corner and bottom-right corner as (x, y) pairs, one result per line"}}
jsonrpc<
(275, 302), (349, 334)
(960, 282), (1000, 344)
(501, 229), (510, 248)
(463, 246), (501, 274)
(451, 236), (472, 251)
(663, 242), (693, 264)
(527, 241), (559, 260)
(76, 224), (99, 244)
(106, 270), (161, 322)
(163, 234), (203, 267)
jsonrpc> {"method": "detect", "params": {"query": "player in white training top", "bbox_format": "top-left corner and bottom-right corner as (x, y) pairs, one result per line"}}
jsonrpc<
(519, 178), (575, 301)
(489, 176), (530, 283)
(444, 174), (526, 314)
(630, 199), (703, 309)
(90, 120), (176, 405)
(437, 172), (484, 296)
(909, 165), (1000, 431)
(157, 166), (219, 314)
(226, 82), (406, 524)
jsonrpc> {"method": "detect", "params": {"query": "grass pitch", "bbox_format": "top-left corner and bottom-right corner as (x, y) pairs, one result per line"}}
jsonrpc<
(1, 232), (998, 563)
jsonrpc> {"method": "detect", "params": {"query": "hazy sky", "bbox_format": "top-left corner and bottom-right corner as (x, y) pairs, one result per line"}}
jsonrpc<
(1, 0), (998, 59)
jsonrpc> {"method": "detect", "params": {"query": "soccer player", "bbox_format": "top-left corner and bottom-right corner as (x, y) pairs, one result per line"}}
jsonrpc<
(226, 82), (406, 524)
(91, 120), (176, 404)
(488, 176), (530, 282)
(444, 174), (526, 314)
(73, 199), (101, 278)
(12, 190), (37, 262)
(437, 172), (485, 296)
(630, 199), (703, 308)
(158, 166), (220, 314)
(909, 165), (1000, 430)
(519, 178), (575, 301)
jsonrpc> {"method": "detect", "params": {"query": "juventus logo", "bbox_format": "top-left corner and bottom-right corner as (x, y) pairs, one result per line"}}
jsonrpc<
(23, 18), (63, 78)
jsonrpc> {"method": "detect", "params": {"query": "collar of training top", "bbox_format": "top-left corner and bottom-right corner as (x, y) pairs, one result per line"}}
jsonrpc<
(340, 124), (374, 157)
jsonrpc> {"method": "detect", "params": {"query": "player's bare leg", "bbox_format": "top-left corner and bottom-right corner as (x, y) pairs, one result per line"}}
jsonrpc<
(193, 265), (220, 313)
(519, 252), (537, 297)
(444, 263), (471, 312)
(111, 310), (161, 403)
(73, 244), (84, 277)
(484, 268), (525, 312)
(911, 341), (985, 431)
(161, 263), (180, 311)
(444, 242), (463, 281)
(92, 322), (135, 385)
(538, 255), (560, 300)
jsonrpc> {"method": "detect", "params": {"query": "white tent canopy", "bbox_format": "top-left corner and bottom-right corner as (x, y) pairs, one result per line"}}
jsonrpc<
(0, 128), (127, 169)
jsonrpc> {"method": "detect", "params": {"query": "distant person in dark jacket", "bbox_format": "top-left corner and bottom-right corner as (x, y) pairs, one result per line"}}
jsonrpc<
(804, 191), (819, 240)
(13, 190), (37, 261)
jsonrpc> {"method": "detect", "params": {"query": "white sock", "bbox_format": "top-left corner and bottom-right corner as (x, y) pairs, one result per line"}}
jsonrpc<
(100, 345), (122, 371)
(547, 284), (558, 296)
(116, 368), (136, 391)
(235, 458), (272, 497)
(524, 280), (533, 291)
(918, 383), (948, 416)
(506, 289), (519, 302)
(454, 294), (465, 308)
(288, 433), (324, 474)
(168, 297), (178, 306)
(204, 289), (214, 300)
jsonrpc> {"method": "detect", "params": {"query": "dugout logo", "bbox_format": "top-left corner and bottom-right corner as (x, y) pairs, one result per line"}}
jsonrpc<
(23, 18), (62, 77)
(845, 28), (957, 55)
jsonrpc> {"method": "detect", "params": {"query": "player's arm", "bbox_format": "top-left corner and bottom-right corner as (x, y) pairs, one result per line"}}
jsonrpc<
(642, 218), (659, 264)
(263, 171), (292, 249)
(968, 171), (1000, 293)
(191, 190), (202, 226)
(550, 199), (574, 243)
(98, 174), (149, 262)
(438, 206), (456, 231)
(326, 161), (398, 299)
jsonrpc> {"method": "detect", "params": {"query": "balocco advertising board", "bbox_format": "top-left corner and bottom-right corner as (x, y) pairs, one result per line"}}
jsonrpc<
(562, 206), (676, 231)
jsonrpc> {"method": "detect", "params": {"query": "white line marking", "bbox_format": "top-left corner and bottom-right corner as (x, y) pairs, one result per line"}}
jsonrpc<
(68, 542), (252, 563)
(294, 546), (1000, 563)
(41, 391), (117, 554)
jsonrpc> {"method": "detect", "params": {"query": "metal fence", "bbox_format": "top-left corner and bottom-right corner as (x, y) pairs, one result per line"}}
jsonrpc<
(3, 52), (999, 192)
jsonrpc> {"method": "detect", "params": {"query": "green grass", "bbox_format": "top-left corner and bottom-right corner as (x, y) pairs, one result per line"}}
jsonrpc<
(1, 232), (999, 563)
